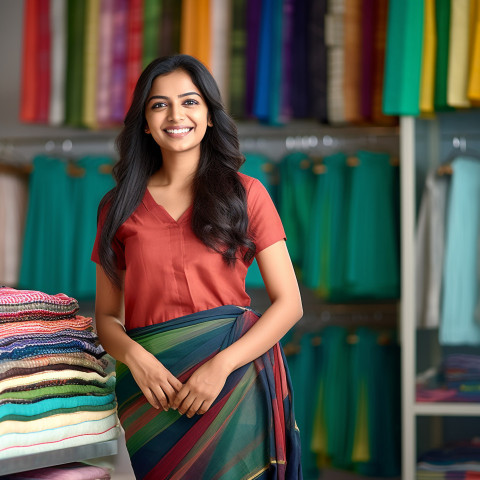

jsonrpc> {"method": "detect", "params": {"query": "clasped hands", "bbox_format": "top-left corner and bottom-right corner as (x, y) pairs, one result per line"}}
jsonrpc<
(128, 349), (230, 418)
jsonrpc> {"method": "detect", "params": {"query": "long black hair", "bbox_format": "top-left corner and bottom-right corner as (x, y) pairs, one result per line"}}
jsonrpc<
(98, 54), (255, 287)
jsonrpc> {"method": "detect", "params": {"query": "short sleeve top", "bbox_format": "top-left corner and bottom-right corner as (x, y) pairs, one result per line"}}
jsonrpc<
(91, 173), (285, 330)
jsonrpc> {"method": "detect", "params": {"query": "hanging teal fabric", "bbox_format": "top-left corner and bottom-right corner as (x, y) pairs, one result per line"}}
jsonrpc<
(240, 152), (277, 288)
(282, 332), (322, 480)
(440, 157), (480, 345)
(353, 328), (401, 477)
(278, 152), (316, 273)
(345, 151), (400, 299)
(72, 156), (115, 299)
(19, 156), (75, 296)
(311, 326), (352, 469)
(303, 153), (350, 298)
(382, 0), (424, 115)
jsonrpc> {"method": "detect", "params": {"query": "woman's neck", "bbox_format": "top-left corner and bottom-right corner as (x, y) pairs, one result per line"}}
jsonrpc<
(150, 150), (199, 188)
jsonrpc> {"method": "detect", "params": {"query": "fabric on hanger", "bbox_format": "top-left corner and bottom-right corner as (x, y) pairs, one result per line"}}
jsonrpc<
(447, 0), (472, 107)
(468, 0), (480, 103)
(419, 0), (437, 114)
(97, 0), (115, 124)
(142, 0), (161, 69)
(383, 0), (424, 115)
(228, 0), (247, 118)
(280, 0), (294, 122)
(360, 0), (375, 121)
(158, 0), (182, 57)
(278, 152), (316, 270)
(325, 1), (346, 124)
(72, 156), (115, 300)
(124, 0), (144, 112)
(210, 0), (232, 105)
(291, 0), (312, 119)
(253, 0), (274, 122)
(345, 151), (400, 299)
(281, 329), (322, 480)
(434, 0), (455, 111)
(19, 156), (75, 296)
(371, 0), (398, 125)
(0, 174), (28, 288)
(180, 0), (211, 70)
(415, 169), (450, 328)
(311, 326), (352, 469)
(65, 0), (87, 126)
(20, 0), (39, 123)
(110, 0), (128, 123)
(37, 0), (51, 124)
(245, 0), (262, 117)
(49, 0), (67, 125)
(83, 0), (101, 129)
(343, 0), (363, 123)
(440, 157), (480, 345)
(309, 0), (328, 123)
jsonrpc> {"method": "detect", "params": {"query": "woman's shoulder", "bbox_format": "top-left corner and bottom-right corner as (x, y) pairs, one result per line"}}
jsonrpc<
(237, 172), (262, 194)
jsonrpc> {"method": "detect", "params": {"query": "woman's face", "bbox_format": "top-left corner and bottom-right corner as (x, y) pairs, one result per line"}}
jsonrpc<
(144, 69), (212, 157)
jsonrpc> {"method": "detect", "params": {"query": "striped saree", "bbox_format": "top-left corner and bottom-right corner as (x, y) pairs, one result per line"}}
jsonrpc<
(116, 305), (302, 479)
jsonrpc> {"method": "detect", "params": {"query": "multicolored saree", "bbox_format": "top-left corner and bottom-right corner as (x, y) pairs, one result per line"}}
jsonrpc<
(115, 305), (302, 479)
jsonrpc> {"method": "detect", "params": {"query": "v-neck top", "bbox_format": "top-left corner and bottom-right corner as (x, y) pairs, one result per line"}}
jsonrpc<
(91, 173), (285, 329)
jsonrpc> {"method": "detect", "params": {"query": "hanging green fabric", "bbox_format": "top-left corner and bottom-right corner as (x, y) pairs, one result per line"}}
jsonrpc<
(229, 0), (247, 119)
(65, 0), (87, 126)
(383, 0), (424, 115)
(19, 156), (75, 296)
(240, 152), (277, 288)
(345, 151), (400, 299)
(143, 0), (162, 68)
(434, 0), (455, 111)
(278, 152), (316, 273)
(311, 326), (352, 469)
(72, 156), (115, 299)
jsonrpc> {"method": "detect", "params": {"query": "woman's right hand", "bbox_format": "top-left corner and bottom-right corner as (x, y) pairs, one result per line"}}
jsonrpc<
(126, 344), (183, 410)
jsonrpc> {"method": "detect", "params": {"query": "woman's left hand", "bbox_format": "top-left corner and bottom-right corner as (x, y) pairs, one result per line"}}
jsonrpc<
(171, 356), (231, 418)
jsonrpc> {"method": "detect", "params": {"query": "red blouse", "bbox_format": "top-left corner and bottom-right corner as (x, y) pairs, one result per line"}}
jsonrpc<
(91, 173), (285, 329)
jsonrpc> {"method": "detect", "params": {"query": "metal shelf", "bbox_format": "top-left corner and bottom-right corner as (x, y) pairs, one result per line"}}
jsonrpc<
(414, 402), (480, 417)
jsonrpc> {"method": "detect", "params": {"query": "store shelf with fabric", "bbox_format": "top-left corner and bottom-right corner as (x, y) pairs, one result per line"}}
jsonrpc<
(401, 111), (480, 480)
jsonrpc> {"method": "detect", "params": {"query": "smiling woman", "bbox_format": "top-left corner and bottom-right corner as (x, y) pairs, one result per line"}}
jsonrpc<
(91, 54), (303, 479)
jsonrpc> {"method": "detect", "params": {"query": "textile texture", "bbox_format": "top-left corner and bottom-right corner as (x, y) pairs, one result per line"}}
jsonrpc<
(115, 305), (302, 479)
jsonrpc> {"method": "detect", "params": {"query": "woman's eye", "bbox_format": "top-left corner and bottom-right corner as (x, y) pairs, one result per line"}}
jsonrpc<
(184, 99), (199, 106)
(152, 102), (166, 109)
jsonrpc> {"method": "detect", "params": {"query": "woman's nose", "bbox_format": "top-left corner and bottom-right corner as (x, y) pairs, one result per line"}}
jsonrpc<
(168, 103), (185, 122)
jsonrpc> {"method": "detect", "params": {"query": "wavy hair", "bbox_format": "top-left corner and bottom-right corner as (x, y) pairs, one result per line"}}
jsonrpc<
(98, 54), (255, 287)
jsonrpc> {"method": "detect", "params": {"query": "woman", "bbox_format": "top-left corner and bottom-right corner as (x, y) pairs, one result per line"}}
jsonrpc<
(92, 54), (303, 479)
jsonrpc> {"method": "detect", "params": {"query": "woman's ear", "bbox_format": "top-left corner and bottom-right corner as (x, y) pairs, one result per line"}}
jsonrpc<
(207, 115), (213, 127)
(144, 125), (151, 134)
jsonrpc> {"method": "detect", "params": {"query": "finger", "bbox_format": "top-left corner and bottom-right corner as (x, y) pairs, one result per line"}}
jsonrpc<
(177, 394), (195, 415)
(168, 376), (183, 393)
(197, 400), (212, 415)
(171, 387), (189, 410)
(186, 399), (205, 418)
(161, 383), (177, 407)
(150, 388), (169, 411)
(143, 389), (161, 410)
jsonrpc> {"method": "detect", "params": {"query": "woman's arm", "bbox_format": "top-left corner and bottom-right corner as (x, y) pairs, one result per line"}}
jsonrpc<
(172, 240), (302, 417)
(95, 265), (182, 410)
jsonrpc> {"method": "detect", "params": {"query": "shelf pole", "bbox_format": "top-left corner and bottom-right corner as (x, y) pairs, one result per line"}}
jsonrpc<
(400, 116), (417, 480)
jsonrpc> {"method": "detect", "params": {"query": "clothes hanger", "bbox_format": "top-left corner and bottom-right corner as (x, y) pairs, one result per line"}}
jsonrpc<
(437, 136), (480, 176)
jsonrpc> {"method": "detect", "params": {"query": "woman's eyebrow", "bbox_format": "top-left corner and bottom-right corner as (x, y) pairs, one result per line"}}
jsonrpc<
(146, 92), (202, 103)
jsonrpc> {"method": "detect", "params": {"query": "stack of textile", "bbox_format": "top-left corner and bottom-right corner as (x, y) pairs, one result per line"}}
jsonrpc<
(417, 439), (480, 479)
(417, 354), (480, 403)
(0, 287), (119, 462)
(3, 461), (111, 479)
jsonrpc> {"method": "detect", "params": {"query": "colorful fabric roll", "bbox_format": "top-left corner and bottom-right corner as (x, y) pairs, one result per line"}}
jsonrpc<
(115, 305), (302, 479)
(4, 461), (111, 480)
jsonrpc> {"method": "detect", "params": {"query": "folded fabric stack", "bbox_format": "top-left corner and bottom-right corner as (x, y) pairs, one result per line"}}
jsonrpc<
(443, 354), (480, 402)
(0, 287), (119, 462)
(2, 461), (111, 479)
(417, 439), (480, 479)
